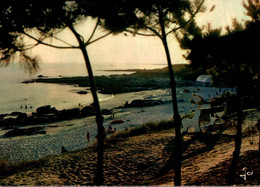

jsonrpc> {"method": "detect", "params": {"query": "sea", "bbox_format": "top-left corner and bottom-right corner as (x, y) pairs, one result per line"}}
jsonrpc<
(0, 62), (166, 114)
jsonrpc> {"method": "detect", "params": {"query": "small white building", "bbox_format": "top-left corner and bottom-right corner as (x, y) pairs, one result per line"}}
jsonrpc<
(196, 75), (213, 86)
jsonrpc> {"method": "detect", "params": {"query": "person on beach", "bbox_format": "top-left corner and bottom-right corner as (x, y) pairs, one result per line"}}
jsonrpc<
(103, 127), (107, 137)
(110, 109), (117, 119)
(95, 127), (107, 140)
(107, 125), (113, 133)
(61, 146), (68, 153)
(86, 131), (90, 142)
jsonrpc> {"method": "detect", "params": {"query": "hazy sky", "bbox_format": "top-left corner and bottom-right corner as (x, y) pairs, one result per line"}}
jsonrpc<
(30, 0), (249, 67)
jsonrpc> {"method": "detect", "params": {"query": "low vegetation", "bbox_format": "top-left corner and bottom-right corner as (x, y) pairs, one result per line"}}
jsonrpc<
(106, 119), (174, 145)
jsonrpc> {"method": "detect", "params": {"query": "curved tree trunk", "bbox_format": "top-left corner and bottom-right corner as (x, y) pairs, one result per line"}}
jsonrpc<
(69, 25), (104, 185)
(158, 9), (182, 186)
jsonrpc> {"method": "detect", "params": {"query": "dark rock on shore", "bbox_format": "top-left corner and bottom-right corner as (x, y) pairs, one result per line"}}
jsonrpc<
(22, 79), (36, 84)
(4, 127), (46, 137)
(101, 109), (112, 115)
(77, 90), (88, 94)
(124, 99), (163, 108)
(0, 112), (28, 129)
(0, 105), (85, 129)
(80, 106), (96, 117)
(0, 104), (112, 131)
(11, 112), (28, 121)
(37, 75), (48, 78)
(36, 105), (58, 115)
(0, 114), (7, 120)
(58, 108), (81, 119)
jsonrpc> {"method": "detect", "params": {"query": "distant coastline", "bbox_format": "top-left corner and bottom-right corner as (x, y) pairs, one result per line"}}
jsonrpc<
(97, 69), (138, 72)
(22, 64), (195, 94)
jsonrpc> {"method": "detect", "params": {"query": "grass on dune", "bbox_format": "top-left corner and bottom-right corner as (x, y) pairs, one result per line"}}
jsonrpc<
(106, 119), (174, 145)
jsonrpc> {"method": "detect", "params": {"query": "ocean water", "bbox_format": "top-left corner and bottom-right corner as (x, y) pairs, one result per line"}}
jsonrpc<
(0, 62), (166, 114)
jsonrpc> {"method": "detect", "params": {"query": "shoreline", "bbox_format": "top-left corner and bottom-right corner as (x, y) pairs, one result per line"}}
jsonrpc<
(0, 85), (236, 164)
(0, 88), (181, 163)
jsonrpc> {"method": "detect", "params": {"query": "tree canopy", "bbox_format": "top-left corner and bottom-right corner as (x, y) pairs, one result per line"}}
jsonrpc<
(181, 0), (259, 98)
(0, 0), (112, 70)
(179, 2), (259, 184)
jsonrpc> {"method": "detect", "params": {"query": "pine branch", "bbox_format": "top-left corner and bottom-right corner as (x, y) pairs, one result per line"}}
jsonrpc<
(85, 18), (101, 45)
(86, 31), (112, 45)
(166, 0), (205, 35)
(126, 29), (157, 37)
(23, 31), (78, 49)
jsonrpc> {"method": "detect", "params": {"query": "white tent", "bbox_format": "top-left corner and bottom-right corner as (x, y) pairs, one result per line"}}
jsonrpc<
(196, 75), (213, 86)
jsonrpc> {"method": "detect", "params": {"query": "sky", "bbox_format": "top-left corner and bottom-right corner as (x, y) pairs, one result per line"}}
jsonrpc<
(30, 0), (250, 67)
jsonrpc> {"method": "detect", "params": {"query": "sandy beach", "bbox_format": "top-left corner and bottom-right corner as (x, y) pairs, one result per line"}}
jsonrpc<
(0, 85), (235, 164)
(0, 108), (258, 186)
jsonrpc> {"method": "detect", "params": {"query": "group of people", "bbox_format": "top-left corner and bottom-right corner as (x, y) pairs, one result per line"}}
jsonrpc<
(78, 103), (83, 108)
(20, 105), (33, 109)
(106, 125), (116, 134)
(86, 125), (117, 143)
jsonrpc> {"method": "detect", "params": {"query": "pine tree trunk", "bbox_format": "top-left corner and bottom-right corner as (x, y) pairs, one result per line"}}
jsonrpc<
(227, 88), (243, 185)
(158, 10), (182, 186)
(256, 119), (260, 164)
(69, 25), (104, 185)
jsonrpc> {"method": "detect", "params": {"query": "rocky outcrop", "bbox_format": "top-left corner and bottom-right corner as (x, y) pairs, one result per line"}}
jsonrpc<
(124, 99), (163, 108)
(3, 127), (46, 137)
(0, 104), (115, 130)
(101, 109), (112, 115)
(77, 90), (88, 94)
(0, 105), (81, 129)
(10, 112), (28, 123)
(0, 112), (28, 129)
(80, 106), (96, 117)
(58, 108), (81, 119)
(36, 105), (58, 115)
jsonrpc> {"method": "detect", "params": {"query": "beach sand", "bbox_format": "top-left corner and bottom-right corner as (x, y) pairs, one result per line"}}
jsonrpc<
(0, 86), (236, 164)
(0, 109), (259, 186)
